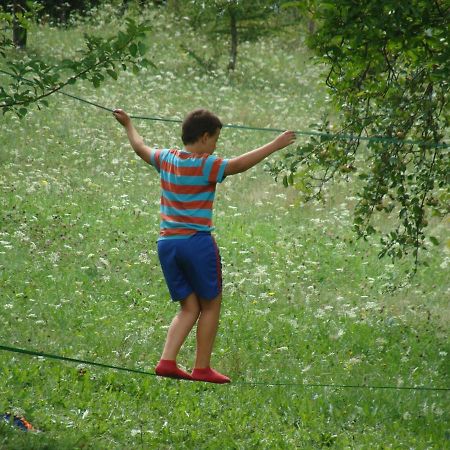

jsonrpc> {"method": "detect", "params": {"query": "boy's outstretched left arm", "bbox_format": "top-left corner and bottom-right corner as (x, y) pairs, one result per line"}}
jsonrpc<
(224, 130), (296, 176)
(113, 109), (152, 164)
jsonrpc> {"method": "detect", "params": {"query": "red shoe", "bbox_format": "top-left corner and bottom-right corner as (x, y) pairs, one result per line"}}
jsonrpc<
(155, 359), (193, 380)
(191, 367), (231, 384)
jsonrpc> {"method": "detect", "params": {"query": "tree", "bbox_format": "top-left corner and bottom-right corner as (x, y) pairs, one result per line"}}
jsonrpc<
(0, 6), (152, 118)
(181, 0), (281, 71)
(3, 0), (44, 48)
(271, 0), (449, 270)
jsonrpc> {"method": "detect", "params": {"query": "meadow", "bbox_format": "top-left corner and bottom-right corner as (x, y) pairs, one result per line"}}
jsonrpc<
(0, 6), (449, 449)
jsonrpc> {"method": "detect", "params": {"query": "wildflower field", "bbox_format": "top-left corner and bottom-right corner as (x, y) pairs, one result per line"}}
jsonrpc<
(1, 7), (448, 449)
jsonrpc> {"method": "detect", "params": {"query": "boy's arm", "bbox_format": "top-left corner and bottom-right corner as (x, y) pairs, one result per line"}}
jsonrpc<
(224, 131), (296, 176)
(113, 109), (152, 164)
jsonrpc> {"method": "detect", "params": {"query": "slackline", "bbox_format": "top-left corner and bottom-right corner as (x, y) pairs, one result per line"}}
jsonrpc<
(1, 70), (449, 393)
(1, 345), (449, 392)
(0, 69), (449, 149)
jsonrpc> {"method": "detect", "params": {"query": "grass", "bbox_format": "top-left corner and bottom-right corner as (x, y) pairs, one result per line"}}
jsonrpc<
(1, 6), (449, 449)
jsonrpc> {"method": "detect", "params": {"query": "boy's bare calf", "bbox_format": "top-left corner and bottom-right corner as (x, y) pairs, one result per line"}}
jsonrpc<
(161, 292), (222, 370)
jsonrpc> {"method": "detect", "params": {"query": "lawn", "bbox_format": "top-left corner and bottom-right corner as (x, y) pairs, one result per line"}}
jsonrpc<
(0, 6), (448, 449)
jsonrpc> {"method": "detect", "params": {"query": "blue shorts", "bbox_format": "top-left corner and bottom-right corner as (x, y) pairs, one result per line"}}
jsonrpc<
(157, 232), (222, 302)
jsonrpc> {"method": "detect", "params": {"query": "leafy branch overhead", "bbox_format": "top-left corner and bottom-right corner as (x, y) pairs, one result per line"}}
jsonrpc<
(0, 17), (152, 117)
(269, 0), (449, 270)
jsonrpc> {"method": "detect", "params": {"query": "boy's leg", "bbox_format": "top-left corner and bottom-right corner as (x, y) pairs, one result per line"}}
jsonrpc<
(161, 292), (200, 360)
(156, 292), (200, 380)
(192, 294), (230, 383)
(194, 294), (222, 368)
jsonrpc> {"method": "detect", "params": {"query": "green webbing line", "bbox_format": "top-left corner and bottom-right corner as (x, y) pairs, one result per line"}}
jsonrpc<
(52, 92), (450, 148)
(1, 344), (449, 391)
(57, 91), (182, 124)
(0, 344), (156, 377)
(59, 90), (114, 114)
(1, 69), (448, 148)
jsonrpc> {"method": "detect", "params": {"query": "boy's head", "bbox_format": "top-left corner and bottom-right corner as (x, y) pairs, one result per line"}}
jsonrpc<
(182, 109), (222, 153)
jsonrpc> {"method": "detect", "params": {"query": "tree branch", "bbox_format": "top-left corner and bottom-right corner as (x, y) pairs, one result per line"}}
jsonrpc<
(0, 31), (137, 109)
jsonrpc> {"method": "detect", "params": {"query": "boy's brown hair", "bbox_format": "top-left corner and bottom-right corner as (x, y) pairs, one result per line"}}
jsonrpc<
(182, 109), (223, 145)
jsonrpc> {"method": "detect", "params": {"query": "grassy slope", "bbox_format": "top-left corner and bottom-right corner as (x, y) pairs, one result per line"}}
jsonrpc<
(0, 7), (449, 449)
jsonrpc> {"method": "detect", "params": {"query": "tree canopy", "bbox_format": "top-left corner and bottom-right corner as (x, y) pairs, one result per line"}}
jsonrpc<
(270, 0), (449, 270)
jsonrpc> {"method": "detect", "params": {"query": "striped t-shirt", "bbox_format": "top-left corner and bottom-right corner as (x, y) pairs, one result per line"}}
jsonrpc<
(149, 148), (229, 240)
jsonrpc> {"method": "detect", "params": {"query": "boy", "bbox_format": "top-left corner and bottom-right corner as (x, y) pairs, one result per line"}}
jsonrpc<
(113, 108), (295, 383)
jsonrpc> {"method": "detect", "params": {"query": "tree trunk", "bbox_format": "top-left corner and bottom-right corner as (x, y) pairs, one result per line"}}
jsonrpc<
(227, 8), (238, 71)
(13, 0), (27, 49)
(308, 18), (315, 35)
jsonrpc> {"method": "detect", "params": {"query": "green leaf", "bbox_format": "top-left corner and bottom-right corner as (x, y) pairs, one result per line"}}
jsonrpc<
(107, 69), (118, 80)
(140, 58), (156, 69)
(129, 43), (138, 57)
(138, 42), (147, 56)
(366, 225), (376, 235)
(429, 236), (439, 246)
(18, 107), (28, 117)
(117, 31), (128, 47)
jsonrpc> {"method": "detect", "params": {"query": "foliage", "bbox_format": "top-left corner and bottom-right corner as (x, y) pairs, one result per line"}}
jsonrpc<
(0, 1), (43, 28)
(272, 0), (449, 270)
(0, 11), (151, 117)
(0, 0), (104, 24)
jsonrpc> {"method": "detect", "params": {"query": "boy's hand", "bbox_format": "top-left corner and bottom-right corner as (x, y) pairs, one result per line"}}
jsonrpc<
(224, 130), (297, 176)
(272, 131), (296, 150)
(113, 108), (152, 164)
(113, 109), (131, 127)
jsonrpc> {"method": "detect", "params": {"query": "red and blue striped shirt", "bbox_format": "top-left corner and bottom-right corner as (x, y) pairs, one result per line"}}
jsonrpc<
(149, 148), (229, 240)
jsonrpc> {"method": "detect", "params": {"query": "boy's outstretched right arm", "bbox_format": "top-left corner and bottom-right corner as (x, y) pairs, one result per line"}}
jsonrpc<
(224, 131), (296, 176)
(113, 109), (152, 164)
